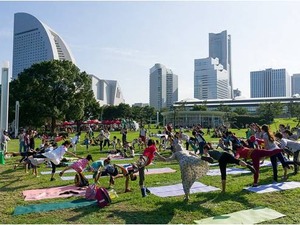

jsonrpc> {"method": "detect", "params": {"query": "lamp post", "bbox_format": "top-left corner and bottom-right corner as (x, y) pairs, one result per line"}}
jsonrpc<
(1, 61), (9, 135)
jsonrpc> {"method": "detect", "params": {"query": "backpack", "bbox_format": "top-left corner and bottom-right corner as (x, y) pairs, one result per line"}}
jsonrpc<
(95, 187), (111, 208)
(74, 172), (89, 187)
(85, 184), (98, 200)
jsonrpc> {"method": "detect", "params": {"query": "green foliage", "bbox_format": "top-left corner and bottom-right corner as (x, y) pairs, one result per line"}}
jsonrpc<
(231, 115), (266, 128)
(192, 104), (207, 111)
(256, 102), (283, 124)
(233, 107), (248, 115)
(9, 60), (99, 132)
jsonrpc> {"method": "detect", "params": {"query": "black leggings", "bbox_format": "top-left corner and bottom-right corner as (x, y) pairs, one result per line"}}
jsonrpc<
(34, 154), (56, 174)
(219, 152), (240, 180)
(270, 152), (295, 181)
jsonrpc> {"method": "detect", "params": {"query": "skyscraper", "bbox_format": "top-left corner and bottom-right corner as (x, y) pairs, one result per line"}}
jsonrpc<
(149, 63), (178, 110)
(291, 74), (300, 95)
(12, 12), (76, 79)
(250, 68), (291, 98)
(209, 30), (232, 98)
(194, 57), (230, 100)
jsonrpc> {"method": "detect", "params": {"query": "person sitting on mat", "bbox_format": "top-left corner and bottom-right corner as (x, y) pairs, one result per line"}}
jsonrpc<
(159, 139), (214, 202)
(59, 154), (93, 177)
(235, 145), (284, 187)
(203, 143), (256, 192)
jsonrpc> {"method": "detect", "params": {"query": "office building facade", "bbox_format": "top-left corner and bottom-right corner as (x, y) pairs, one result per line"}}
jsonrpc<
(250, 68), (291, 98)
(13, 12), (76, 79)
(149, 63), (178, 110)
(209, 30), (232, 98)
(194, 57), (230, 100)
(292, 74), (300, 95)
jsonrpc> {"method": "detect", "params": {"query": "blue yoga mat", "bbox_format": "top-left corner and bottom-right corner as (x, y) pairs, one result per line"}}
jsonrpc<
(13, 199), (97, 215)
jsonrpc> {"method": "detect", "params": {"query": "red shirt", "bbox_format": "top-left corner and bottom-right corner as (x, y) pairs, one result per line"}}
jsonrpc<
(143, 144), (157, 166)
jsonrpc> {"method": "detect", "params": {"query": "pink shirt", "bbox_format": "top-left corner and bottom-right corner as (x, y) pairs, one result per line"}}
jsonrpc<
(71, 158), (89, 173)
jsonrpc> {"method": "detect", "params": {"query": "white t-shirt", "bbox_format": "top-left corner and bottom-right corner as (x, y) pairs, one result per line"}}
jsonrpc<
(42, 145), (68, 165)
(279, 138), (300, 153)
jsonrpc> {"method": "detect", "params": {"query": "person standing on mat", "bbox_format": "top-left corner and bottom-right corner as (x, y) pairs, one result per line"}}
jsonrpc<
(261, 124), (294, 182)
(159, 140), (214, 201)
(133, 139), (166, 197)
(235, 145), (284, 187)
(35, 140), (79, 181)
(203, 144), (256, 193)
(275, 132), (300, 175)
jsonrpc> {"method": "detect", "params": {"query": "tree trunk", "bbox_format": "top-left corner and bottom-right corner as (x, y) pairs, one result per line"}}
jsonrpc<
(51, 117), (56, 134)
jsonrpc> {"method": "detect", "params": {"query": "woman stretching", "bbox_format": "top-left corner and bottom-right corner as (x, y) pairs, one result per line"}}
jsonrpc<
(203, 144), (256, 192)
(161, 142), (213, 201)
(235, 146), (283, 187)
(261, 124), (295, 182)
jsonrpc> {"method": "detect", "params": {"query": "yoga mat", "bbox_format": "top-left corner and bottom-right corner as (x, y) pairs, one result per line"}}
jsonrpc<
(244, 181), (300, 193)
(23, 185), (85, 201)
(60, 168), (176, 181)
(194, 206), (285, 224)
(60, 174), (94, 181)
(41, 169), (76, 175)
(207, 168), (251, 176)
(148, 181), (220, 197)
(260, 160), (280, 167)
(145, 167), (176, 175)
(14, 199), (97, 215)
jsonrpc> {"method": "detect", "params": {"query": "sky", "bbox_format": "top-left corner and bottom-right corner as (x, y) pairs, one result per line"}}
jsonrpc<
(1, 1), (300, 105)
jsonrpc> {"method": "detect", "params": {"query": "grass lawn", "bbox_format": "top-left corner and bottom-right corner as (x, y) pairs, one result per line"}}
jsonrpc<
(1, 120), (300, 224)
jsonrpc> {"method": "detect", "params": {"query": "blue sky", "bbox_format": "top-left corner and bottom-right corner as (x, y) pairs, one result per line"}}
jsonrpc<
(1, 1), (300, 105)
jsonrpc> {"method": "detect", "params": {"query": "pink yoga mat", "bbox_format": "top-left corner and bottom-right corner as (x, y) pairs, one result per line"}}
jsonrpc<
(145, 167), (176, 175)
(23, 185), (86, 201)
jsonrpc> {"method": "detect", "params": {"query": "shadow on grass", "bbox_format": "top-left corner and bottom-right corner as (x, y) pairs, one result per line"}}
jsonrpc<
(66, 199), (129, 222)
(0, 177), (30, 192)
(107, 198), (216, 224)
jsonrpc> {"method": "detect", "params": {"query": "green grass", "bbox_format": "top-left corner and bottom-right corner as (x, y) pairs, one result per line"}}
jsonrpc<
(1, 123), (300, 224)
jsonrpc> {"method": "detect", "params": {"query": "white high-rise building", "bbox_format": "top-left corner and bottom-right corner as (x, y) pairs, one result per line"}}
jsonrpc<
(194, 57), (230, 100)
(209, 30), (232, 98)
(90, 75), (125, 106)
(292, 74), (300, 95)
(149, 63), (178, 110)
(250, 68), (291, 98)
(12, 12), (76, 79)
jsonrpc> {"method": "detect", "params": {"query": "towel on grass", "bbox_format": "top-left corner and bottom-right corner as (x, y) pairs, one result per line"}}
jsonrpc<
(14, 199), (97, 215)
(148, 181), (220, 197)
(244, 181), (300, 193)
(207, 168), (251, 176)
(60, 167), (176, 181)
(23, 185), (85, 201)
(194, 206), (285, 224)
(41, 169), (76, 175)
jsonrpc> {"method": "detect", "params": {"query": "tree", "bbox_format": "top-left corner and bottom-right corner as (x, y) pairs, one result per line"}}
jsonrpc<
(233, 107), (248, 115)
(287, 101), (300, 126)
(9, 60), (98, 132)
(192, 104), (207, 111)
(256, 102), (283, 124)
